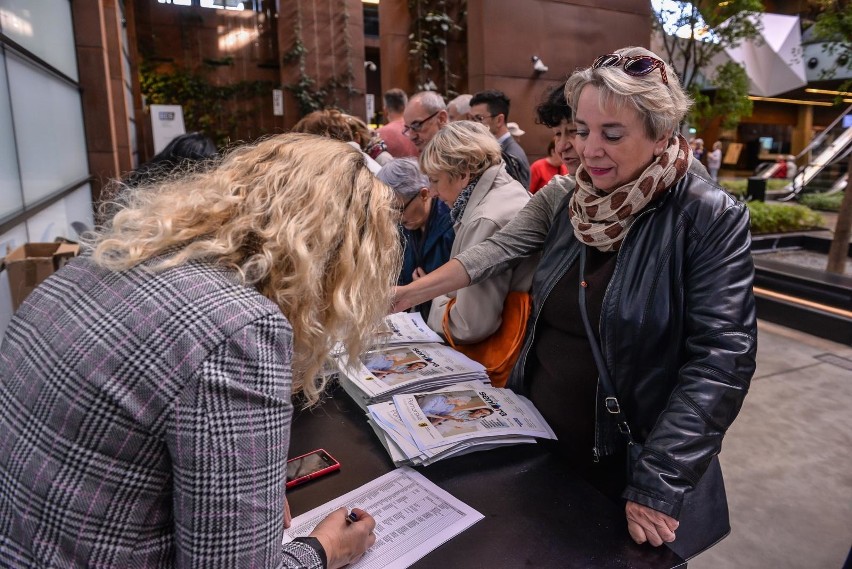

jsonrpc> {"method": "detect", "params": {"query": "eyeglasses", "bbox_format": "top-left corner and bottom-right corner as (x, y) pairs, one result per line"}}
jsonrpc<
(403, 110), (440, 134)
(394, 195), (418, 215)
(471, 114), (494, 123)
(592, 53), (668, 85)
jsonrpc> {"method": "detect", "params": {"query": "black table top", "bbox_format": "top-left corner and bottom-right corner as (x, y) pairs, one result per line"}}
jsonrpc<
(288, 391), (684, 569)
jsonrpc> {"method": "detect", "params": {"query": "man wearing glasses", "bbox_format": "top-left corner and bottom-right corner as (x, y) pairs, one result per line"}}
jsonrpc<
(402, 91), (450, 153)
(469, 90), (531, 189)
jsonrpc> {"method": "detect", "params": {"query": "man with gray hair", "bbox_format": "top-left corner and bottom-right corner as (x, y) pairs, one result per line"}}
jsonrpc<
(377, 158), (454, 320)
(447, 94), (473, 121)
(402, 91), (449, 153)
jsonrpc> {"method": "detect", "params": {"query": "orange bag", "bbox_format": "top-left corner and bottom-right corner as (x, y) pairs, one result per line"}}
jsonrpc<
(442, 290), (532, 387)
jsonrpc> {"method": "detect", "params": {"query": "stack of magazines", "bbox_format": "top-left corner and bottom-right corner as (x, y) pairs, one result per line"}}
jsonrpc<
(366, 382), (557, 466)
(335, 313), (491, 410)
(336, 342), (491, 411)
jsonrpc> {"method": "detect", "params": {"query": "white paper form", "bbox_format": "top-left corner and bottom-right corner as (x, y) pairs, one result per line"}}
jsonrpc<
(283, 467), (483, 569)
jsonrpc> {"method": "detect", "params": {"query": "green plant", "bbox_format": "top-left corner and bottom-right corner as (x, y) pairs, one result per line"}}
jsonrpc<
(720, 179), (748, 196)
(653, 0), (764, 128)
(139, 61), (272, 147)
(408, 0), (466, 97)
(800, 192), (845, 212)
(282, 1), (356, 117)
(746, 201), (825, 234)
(690, 61), (753, 130)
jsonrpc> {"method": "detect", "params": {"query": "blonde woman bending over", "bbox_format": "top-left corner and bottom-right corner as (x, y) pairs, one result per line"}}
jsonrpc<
(0, 134), (400, 569)
(420, 121), (536, 386)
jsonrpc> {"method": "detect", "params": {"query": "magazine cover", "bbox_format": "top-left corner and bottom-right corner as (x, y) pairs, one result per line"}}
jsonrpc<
(337, 343), (488, 399)
(367, 387), (540, 467)
(393, 386), (557, 451)
(380, 312), (444, 345)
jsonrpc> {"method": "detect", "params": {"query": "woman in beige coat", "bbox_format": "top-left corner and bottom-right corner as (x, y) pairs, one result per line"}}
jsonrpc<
(419, 122), (536, 382)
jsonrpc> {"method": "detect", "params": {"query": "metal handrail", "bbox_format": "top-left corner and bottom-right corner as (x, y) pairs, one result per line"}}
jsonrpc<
(777, 105), (852, 201)
(794, 103), (852, 163)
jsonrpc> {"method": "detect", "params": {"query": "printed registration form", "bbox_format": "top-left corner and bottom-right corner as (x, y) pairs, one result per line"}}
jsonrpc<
(283, 467), (483, 569)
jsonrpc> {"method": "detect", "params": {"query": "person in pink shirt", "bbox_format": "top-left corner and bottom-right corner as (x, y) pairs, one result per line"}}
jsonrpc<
(377, 88), (419, 158)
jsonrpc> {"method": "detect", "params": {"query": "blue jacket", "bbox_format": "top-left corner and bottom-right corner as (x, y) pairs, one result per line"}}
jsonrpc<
(399, 198), (455, 319)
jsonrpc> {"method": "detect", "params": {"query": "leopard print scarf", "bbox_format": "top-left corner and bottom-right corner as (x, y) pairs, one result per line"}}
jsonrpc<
(569, 133), (693, 252)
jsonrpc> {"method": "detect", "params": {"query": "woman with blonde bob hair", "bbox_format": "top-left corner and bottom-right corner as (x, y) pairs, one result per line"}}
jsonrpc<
(0, 133), (398, 569)
(419, 121), (536, 387)
(395, 47), (755, 560)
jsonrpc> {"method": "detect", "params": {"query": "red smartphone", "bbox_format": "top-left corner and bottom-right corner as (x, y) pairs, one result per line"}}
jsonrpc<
(286, 448), (341, 489)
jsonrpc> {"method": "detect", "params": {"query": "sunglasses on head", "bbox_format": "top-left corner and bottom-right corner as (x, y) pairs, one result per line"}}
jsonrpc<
(592, 53), (668, 85)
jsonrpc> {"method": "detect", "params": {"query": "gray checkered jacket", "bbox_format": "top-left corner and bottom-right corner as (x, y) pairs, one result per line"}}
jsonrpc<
(0, 254), (323, 568)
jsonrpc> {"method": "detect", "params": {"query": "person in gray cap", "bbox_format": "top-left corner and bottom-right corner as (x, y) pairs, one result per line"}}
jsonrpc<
(378, 158), (455, 320)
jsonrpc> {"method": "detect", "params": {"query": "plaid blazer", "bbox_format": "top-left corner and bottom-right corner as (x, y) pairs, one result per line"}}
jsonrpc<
(0, 255), (323, 569)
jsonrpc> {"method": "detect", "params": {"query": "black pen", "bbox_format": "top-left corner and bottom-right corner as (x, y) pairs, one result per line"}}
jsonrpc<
(345, 509), (358, 524)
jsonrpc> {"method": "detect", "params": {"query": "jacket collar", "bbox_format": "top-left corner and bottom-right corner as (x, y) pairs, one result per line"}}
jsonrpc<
(458, 164), (504, 227)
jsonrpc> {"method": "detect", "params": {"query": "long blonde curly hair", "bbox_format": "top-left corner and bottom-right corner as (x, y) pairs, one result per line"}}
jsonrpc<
(91, 133), (400, 404)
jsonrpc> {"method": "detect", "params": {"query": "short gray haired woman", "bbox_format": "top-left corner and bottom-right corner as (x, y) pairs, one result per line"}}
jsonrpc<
(418, 121), (536, 386)
(377, 158), (454, 320)
(379, 157), (430, 202)
(395, 46), (756, 556)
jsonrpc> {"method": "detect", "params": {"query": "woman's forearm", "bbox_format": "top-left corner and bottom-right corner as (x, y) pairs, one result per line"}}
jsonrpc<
(392, 259), (471, 313)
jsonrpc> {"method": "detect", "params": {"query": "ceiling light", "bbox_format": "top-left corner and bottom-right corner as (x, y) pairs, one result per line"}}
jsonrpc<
(748, 96), (834, 107)
(805, 88), (852, 97)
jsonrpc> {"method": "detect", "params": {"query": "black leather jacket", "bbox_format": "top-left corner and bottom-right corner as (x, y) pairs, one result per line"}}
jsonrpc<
(507, 171), (757, 518)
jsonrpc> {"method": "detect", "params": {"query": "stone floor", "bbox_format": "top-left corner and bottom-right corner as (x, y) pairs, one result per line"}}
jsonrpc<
(691, 320), (852, 569)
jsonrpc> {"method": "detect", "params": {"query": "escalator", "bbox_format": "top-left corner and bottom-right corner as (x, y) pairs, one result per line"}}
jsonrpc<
(777, 104), (852, 201)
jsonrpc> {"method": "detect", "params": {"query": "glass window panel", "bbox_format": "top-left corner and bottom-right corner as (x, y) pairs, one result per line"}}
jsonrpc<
(0, 221), (28, 333)
(0, 0), (78, 80)
(23, 185), (93, 242)
(26, 198), (67, 242)
(0, 53), (23, 220)
(124, 81), (134, 125)
(63, 183), (94, 238)
(122, 51), (131, 85)
(129, 119), (138, 160)
(7, 53), (88, 206)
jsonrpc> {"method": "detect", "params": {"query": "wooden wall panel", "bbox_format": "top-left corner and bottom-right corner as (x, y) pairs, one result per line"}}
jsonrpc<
(467, 0), (651, 160)
(279, 0), (367, 126)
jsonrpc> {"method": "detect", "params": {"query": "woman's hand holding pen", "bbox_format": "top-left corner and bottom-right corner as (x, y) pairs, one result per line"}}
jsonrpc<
(310, 507), (376, 569)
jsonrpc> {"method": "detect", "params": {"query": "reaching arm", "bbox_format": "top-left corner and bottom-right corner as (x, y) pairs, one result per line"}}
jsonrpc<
(391, 177), (572, 313)
(456, 177), (569, 283)
(392, 259), (470, 313)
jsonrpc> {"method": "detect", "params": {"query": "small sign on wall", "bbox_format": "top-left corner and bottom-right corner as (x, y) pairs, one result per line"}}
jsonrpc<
(273, 89), (284, 116)
(150, 104), (186, 154)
